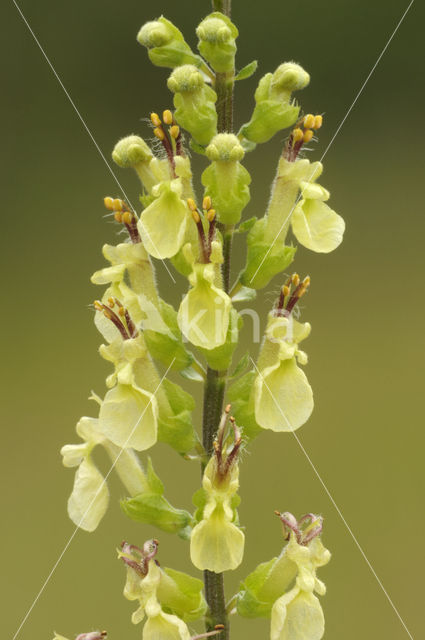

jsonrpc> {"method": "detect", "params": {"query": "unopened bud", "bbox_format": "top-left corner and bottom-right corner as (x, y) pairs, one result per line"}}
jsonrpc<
(206, 133), (245, 162)
(137, 17), (200, 69)
(271, 62), (310, 95)
(167, 65), (205, 93)
(112, 135), (152, 168)
(196, 13), (238, 73)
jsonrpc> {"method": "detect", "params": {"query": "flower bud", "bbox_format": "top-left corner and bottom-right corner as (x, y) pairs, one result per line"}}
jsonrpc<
(112, 136), (163, 193)
(240, 62), (309, 144)
(137, 16), (200, 69)
(112, 135), (152, 167)
(270, 62), (310, 100)
(196, 12), (238, 73)
(167, 66), (217, 146)
(201, 134), (251, 224)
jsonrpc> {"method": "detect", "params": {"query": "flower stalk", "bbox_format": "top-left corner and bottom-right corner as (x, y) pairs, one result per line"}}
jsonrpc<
(57, 1), (345, 639)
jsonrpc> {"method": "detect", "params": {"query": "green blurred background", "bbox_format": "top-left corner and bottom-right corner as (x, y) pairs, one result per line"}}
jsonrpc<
(2, 0), (424, 638)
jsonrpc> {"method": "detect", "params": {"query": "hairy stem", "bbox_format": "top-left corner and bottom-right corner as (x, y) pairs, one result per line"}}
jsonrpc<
(201, 2), (234, 638)
(212, 0), (232, 16)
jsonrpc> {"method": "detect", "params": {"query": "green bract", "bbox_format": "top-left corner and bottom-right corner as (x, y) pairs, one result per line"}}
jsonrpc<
(167, 65), (217, 146)
(121, 459), (192, 537)
(196, 12), (238, 73)
(137, 16), (200, 69)
(202, 133), (251, 224)
(240, 62), (309, 144)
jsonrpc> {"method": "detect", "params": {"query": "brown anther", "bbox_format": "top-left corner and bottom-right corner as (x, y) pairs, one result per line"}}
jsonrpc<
(313, 115), (323, 129)
(104, 196), (114, 210)
(150, 112), (161, 127)
(214, 625), (225, 631)
(187, 198), (197, 211)
(274, 509), (281, 516)
(170, 125), (180, 139)
(118, 307), (125, 316)
(162, 109), (173, 125)
(122, 211), (133, 225)
(303, 129), (314, 143)
(203, 195), (212, 211)
(153, 126), (165, 141)
(207, 208), (216, 222)
(303, 114), (315, 129)
(107, 297), (115, 308)
(225, 404), (231, 413)
(114, 211), (123, 223)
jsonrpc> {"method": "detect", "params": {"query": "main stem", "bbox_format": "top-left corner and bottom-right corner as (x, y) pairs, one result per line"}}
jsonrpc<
(202, 2), (234, 639)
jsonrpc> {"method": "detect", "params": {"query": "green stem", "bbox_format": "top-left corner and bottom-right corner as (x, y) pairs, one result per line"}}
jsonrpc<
(201, 2), (235, 639)
(212, 0), (232, 16)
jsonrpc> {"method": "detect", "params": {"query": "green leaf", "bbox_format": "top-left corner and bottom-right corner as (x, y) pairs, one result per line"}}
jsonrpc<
(189, 138), (207, 155)
(235, 60), (258, 81)
(227, 371), (263, 440)
(158, 567), (208, 621)
(238, 216), (257, 233)
(230, 351), (250, 379)
(232, 286), (257, 303)
(146, 457), (164, 495)
(180, 364), (205, 382)
(121, 493), (192, 534)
